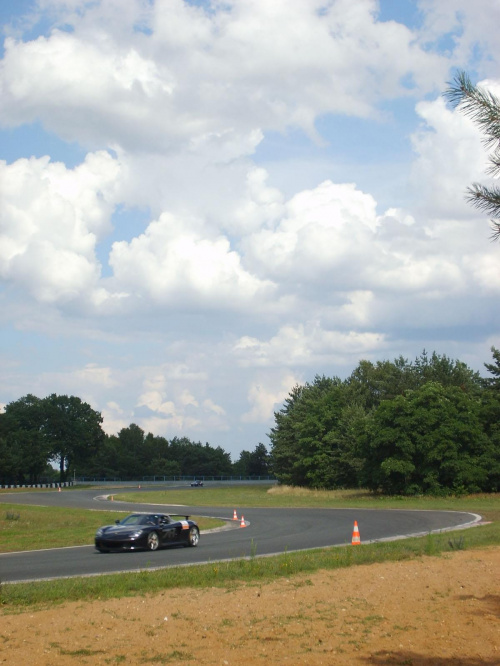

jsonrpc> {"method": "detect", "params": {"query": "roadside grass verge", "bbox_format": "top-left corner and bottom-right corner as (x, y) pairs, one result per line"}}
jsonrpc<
(1, 485), (498, 612)
(0, 504), (223, 553)
(114, 485), (500, 522)
(1, 520), (498, 611)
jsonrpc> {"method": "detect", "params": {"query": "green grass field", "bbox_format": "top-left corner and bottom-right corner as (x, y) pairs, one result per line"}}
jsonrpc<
(0, 485), (498, 610)
(113, 484), (500, 519)
(0, 504), (223, 553)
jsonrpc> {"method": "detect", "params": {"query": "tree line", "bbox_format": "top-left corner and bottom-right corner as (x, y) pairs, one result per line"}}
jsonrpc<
(269, 349), (500, 495)
(0, 395), (271, 484)
(2, 349), (500, 494)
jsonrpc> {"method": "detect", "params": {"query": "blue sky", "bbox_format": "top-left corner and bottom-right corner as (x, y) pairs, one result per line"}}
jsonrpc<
(1, 0), (500, 460)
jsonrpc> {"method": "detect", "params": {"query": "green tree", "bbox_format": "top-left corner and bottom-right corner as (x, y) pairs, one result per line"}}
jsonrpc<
(270, 376), (356, 488)
(477, 347), (500, 490)
(232, 449), (252, 477)
(43, 394), (104, 481)
(444, 70), (500, 239)
(412, 350), (481, 392)
(233, 443), (271, 477)
(361, 382), (492, 495)
(2, 395), (50, 484)
(167, 437), (232, 477)
(114, 424), (145, 478)
(0, 426), (19, 485)
(323, 402), (367, 488)
(76, 433), (122, 479)
(346, 351), (481, 411)
(140, 433), (170, 475)
(345, 357), (416, 409)
(247, 442), (271, 476)
(483, 346), (500, 389)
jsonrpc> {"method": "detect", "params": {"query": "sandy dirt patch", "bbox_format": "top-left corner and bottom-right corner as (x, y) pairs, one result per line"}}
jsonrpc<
(0, 547), (498, 665)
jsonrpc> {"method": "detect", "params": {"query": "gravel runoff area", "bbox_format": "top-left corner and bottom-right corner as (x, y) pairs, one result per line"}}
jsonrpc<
(0, 546), (498, 665)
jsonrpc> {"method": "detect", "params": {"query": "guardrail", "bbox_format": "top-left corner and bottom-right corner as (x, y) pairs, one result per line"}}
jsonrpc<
(76, 474), (277, 483)
(0, 482), (74, 489)
(75, 476), (277, 484)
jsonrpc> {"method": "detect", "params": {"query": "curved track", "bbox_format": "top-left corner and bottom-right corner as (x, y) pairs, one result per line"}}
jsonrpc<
(0, 487), (480, 583)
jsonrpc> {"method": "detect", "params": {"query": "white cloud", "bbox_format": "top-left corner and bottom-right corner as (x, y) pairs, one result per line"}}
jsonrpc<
(462, 254), (500, 292)
(234, 323), (386, 369)
(179, 389), (198, 408)
(1, 1), (500, 459)
(411, 97), (489, 219)
(243, 180), (379, 284)
(241, 373), (300, 424)
(139, 414), (202, 438)
(417, 0), (500, 72)
(0, 0), (450, 154)
(0, 31), (174, 150)
(137, 391), (176, 416)
(0, 151), (121, 303)
(100, 401), (129, 436)
(75, 364), (118, 388)
(203, 398), (226, 417)
(134, 365), (230, 438)
(108, 212), (276, 309)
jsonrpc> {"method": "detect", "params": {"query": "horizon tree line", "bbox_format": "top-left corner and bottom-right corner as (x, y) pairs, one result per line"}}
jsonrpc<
(1, 348), (500, 495)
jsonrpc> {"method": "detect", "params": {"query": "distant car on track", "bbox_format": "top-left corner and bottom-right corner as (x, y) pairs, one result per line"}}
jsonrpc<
(95, 513), (200, 552)
(190, 480), (204, 487)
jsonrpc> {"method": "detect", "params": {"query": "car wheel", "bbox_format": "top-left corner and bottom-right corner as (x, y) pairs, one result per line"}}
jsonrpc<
(188, 526), (199, 547)
(147, 531), (160, 551)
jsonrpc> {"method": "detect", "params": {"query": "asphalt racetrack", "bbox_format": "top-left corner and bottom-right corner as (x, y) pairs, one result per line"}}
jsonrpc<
(0, 486), (481, 583)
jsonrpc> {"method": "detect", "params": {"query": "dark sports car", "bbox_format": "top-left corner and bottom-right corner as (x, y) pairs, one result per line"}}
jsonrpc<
(95, 513), (200, 552)
(190, 480), (203, 487)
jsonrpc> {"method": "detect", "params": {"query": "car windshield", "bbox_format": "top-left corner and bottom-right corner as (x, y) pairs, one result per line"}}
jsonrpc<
(119, 514), (166, 526)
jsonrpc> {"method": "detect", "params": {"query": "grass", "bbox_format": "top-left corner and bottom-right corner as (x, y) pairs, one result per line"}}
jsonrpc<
(114, 485), (500, 521)
(0, 485), (498, 611)
(0, 504), (224, 553)
(1, 520), (498, 610)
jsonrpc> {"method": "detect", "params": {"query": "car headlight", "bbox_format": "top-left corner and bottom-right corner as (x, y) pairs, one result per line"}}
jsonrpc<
(130, 530), (143, 538)
(96, 528), (104, 536)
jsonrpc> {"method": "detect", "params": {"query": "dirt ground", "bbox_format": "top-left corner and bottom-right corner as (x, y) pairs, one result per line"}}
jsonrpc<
(0, 547), (498, 666)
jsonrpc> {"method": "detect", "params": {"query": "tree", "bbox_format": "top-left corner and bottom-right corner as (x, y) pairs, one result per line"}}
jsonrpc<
(2, 395), (50, 484)
(233, 443), (271, 477)
(361, 382), (492, 495)
(346, 352), (481, 410)
(483, 346), (500, 389)
(269, 375), (358, 488)
(269, 351), (493, 493)
(114, 424), (146, 478)
(42, 394), (104, 481)
(345, 358), (416, 409)
(247, 443), (271, 476)
(444, 70), (500, 240)
(166, 437), (232, 477)
(411, 350), (482, 393)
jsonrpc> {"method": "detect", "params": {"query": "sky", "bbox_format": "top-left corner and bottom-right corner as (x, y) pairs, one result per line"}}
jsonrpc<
(1, 0), (500, 461)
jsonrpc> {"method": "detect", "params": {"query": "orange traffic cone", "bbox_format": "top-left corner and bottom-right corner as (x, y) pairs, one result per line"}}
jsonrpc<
(111, 495), (114, 502)
(240, 515), (246, 528)
(351, 520), (360, 545)
(58, 486), (61, 492)
(233, 509), (238, 521)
